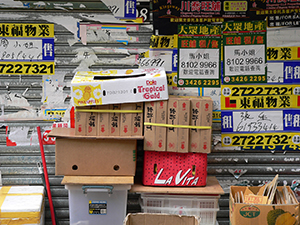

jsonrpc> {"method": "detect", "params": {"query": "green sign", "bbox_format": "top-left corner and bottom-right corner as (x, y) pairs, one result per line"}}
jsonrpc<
(223, 21), (267, 84)
(177, 24), (221, 88)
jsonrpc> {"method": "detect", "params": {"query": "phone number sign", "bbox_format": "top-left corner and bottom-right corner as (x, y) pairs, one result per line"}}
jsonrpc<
(0, 23), (54, 75)
(223, 20), (267, 84)
(177, 24), (221, 88)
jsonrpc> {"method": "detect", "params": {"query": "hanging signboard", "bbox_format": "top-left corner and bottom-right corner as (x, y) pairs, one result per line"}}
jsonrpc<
(222, 20), (267, 84)
(0, 23), (54, 75)
(177, 24), (221, 88)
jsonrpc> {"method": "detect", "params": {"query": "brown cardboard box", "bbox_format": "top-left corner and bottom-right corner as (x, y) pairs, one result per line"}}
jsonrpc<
(97, 105), (109, 136)
(124, 213), (200, 225)
(86, 105), (97, 136)
(109, 104), (121, 136)
(190, 98), (201, 153)
(190, 97), (212, 153)
(167, 97), (179, 152)
(132, 102), (143, 136)
(230, 186), (300, 225)
(144, 101), (156, 150)
(75, 106), (87, 136)
(155, 100), (168, 151)
(199, 97), (213, 154)
(178, 98), (190, 153)
(51, 128), (137, 176)
(120, 103), (134, 136)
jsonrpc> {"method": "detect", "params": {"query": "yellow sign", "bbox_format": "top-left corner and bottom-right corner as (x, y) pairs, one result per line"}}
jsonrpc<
(150, 35), (174, 49)
(0, 23), (54, 37)
(267, 46), (300, 61)
(221, 84), (299, 110)
(222, 132), (300, 146)
(167, 72), (177, 87)
(0, 62), (54, 75)
(223, 1), (247, 11)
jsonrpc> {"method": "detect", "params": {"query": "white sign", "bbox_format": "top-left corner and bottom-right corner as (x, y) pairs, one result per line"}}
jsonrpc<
(224, 44), (265, 76)
(178, 48), (219, 79)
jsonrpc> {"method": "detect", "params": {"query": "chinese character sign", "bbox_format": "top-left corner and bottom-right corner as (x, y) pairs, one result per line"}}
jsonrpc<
(177, 24), (221, 87)
(223, 21), (267, 84)
(0, 23), (54, 75)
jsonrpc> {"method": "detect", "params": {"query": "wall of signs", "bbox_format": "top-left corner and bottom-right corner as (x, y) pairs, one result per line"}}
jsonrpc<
(152, 0), (300, 147)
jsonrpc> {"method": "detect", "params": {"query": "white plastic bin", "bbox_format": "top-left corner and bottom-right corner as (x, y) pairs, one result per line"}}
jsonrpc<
(65, 184), (131, 225)
(140, 193), (219, 225)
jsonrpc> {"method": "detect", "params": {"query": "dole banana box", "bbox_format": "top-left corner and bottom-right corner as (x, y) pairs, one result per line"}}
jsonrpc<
(71, 68), (168, 106)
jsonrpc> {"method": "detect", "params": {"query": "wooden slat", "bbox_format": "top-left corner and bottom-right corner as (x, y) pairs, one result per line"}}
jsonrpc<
(61, 176), (134, 185)
(130, 176), (224, 195)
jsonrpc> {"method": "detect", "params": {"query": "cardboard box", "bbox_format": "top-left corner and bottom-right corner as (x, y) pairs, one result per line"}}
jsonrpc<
(190, 97), (213, 153)
(199, 97), (213, 154)
(132, 102), (143, 136)
(124, 213), (200, 225)
(0, 186), (45, 225)
(143, 151), (207, 187)
(109, 104), (121, 136)
(71, 68), (168, 107)
(230, 186), (300, 225)
(167, 97), (179, 152)
(120, 103), (143, 136)
(155, 100), (168, 151)
(178, 98), (190, 153)
(51, 128), (137, 176)
(86, 105), (97, 136)
(98, 105), (109, 136)
(75, 106), (87, 136)
(144, 101), (156, 150)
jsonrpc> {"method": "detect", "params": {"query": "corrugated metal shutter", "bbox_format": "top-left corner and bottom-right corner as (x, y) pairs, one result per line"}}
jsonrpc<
(1, 2), (298, 225)
(0, 2), (152, 225)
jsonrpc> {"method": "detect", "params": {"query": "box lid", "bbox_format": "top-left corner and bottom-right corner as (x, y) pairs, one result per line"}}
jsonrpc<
(0, 186), (44, 218)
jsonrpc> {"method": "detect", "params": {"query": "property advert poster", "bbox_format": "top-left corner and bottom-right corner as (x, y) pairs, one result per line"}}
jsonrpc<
(177, 24), (221, 87)
(222, 20), (267, 84)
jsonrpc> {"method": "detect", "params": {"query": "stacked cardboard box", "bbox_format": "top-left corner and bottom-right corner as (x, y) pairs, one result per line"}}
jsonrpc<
(75, 103), (144, 137)
(144, 96), (213, 153)
(49, 68), (169, 225)
(142, 96), (213, 187)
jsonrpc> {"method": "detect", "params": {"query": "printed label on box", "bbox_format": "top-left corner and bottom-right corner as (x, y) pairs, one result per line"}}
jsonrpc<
(89, 200), (107, 215)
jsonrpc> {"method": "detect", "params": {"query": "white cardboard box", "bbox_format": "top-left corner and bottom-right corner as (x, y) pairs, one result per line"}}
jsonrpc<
(71, 68), (169, 106)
